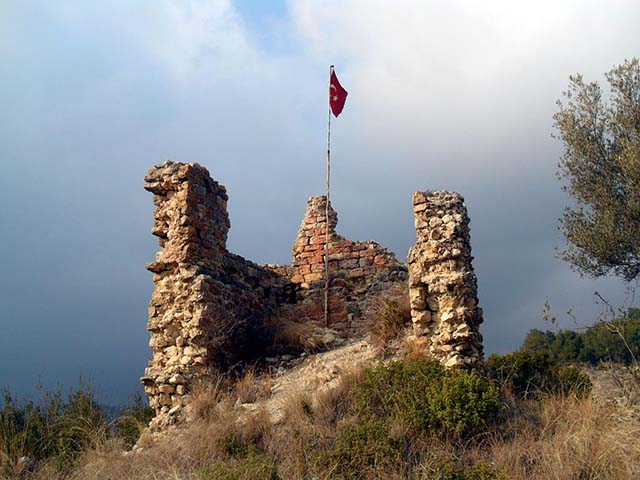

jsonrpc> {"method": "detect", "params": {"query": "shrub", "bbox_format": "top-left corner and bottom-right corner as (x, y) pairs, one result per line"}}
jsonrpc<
(429, 373), (503, 438)
(0, 385), (106, 476)
(0, 391), (48, 476)
(420, 459), (508, 480)
(219, 434), (254, 458)
(324, 420), (403, 479)
(556, 365), (592, 397)
(204, 434), (280, 480)
(351, 358), (503, 439)
(486, 351), (592, 398)
(115, 393), (154, 449)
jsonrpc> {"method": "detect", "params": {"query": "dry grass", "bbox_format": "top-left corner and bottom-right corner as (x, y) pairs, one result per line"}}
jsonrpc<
(269, 319), (342, 354)
(487, 394), (640, 479)
(368, 286), (412, 352)
(234, 369), (272, 405)
(261, 371), (360, 479)
(18, 361), (640, 480)
(188, 372), (230, 421)
(59, 377), (275, 480)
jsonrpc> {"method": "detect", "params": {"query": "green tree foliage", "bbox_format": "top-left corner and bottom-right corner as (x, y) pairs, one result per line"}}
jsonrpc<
(486, 351), (592, 398)
(520, 309), (640, 365)
(554, 58), (640, 281)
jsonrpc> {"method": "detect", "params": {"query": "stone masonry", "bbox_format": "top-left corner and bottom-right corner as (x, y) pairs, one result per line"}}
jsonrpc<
(281, 195), (408, 336)
(142, 161), (485, 420)
(142, 161), (292, 418)
(407, 191), (483, 368)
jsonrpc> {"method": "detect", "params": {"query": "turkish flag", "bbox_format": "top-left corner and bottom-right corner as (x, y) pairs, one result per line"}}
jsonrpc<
(329, 70), (348, 117)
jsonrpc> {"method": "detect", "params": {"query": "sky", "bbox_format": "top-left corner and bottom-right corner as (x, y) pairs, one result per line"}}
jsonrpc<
(1, 0), (639, 404)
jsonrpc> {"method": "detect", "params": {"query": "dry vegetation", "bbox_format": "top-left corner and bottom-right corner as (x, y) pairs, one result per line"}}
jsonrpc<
(5, 355), (639, 480)
(4, 299), (640, 480)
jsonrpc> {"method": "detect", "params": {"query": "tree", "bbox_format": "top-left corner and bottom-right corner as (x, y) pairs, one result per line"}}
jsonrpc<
(521, 329), (554, 354)
(554, 58), (640, 281)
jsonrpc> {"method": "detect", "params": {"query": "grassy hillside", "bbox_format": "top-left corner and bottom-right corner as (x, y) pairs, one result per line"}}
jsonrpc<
(2, 348), (639, 480)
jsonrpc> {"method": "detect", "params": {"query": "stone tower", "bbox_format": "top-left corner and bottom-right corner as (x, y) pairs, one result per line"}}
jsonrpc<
(407, 191), (483, 368)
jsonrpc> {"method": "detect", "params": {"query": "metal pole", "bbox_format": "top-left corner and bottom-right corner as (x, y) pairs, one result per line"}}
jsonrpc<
(324, 65), (333, 328)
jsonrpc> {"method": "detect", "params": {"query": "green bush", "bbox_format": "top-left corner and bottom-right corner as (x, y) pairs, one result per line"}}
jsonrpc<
(327, 421), (403, 479)
(219, 433), (254, 458)
(318, 359), (503, 478)
(204, 435), (279, 480)
(1, 391), (48, 473)
(351, 358), (503, 439)
(486, 351), (592, 398)
(1, 385), (158, 477)
(429, 373), (503, 438)
(556, 365), (593, 397)
(115, 393), (155, 449)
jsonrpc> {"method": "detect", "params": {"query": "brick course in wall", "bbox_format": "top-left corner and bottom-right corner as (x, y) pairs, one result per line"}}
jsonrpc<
(276, 195), (408, 337)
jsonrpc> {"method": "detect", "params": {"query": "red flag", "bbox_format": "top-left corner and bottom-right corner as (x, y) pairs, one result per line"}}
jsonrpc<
(329, 70), (348, 117)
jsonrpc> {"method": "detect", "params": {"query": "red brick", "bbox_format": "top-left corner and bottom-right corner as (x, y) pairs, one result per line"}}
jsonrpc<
(310, 255), (324, 265)
(374, 255), (387, 265)
(298, 264), (311, 274)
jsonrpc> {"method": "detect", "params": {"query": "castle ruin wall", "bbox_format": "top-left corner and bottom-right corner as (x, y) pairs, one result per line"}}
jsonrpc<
(275, 195), (408, 339)
(142, 161), (292, 416)
(141, 161), (485, 421)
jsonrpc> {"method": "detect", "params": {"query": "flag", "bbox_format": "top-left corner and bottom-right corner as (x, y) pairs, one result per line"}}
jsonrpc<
(329, 70), (348, 117)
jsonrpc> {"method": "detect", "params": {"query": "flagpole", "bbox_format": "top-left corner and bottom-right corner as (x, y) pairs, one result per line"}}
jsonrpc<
(324, 65), (333, 328)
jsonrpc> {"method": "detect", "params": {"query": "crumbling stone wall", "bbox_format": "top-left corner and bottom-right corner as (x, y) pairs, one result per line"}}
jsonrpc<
(407, 191), (483, 368)
(141, 161), (485, 421)
(142, 161), (291, 417)
(282, 195), (408, 335)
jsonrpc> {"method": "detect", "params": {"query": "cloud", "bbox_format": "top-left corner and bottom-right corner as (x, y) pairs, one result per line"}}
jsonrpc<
(290, 0), (640, 162)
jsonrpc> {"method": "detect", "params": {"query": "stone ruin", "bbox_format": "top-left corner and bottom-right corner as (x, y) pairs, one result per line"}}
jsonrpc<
(269, 195), (408, 337)
(141, 161), (483, 419)
(408, 192), (483, 368)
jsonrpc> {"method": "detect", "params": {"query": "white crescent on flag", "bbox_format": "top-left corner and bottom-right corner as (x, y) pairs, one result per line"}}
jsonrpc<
(329, 70), (347, 117)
